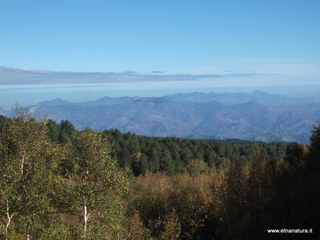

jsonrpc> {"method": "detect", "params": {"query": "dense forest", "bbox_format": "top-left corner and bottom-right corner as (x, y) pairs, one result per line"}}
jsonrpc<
(46, 118), (287, 176)
(0, 113), (319, 239)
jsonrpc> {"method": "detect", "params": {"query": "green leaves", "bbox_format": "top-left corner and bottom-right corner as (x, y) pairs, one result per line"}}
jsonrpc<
(0, 115), (54, 239)
(0, 115), (130, 239)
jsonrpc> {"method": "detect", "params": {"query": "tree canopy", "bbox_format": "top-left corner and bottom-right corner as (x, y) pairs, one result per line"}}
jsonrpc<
(0, 115), (319, 239)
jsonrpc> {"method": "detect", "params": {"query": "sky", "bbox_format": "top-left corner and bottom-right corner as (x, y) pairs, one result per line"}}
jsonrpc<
(1, 0), (320, 105)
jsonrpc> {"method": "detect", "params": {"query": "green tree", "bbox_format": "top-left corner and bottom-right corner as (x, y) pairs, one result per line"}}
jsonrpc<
(70, 129), (129, 239)
(159, 147), (174, 175)
(0, 115), (57, 239)
(46, 119), (60, 143)
(186, 159), (210, 177)
(58, 120), (75, 144)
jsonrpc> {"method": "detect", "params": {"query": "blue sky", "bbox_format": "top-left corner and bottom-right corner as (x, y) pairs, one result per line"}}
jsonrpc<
(0, 0), (320, 105)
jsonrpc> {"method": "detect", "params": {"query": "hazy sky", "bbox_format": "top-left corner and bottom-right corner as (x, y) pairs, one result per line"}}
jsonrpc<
(1, 0), (320, 105)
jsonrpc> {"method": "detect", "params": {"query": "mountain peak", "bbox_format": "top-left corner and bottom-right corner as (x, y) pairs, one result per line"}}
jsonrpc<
(37, 98), (71, 106)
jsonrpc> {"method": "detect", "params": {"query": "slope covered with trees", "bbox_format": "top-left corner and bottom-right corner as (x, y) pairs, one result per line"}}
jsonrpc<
(46, 119), (287, 176)
(0, 114), (319, 239)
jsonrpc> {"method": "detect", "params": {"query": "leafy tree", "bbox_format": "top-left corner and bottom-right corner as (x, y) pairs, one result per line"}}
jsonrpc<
(70, 129), (129, 239)
(0, 115), (57, 239)
(186, 159), (210, 177)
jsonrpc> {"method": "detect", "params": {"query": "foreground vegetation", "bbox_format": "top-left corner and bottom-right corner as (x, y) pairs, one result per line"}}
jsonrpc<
(0, 114), (319, 239)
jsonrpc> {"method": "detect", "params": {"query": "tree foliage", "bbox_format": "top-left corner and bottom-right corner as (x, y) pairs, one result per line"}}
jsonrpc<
(0, 116), (132, 239)
(0, 115), (319, 239)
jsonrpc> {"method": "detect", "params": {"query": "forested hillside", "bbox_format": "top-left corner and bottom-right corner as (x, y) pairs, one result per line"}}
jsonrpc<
(0, 114), (319, 239)
(45, 119), (287, 176)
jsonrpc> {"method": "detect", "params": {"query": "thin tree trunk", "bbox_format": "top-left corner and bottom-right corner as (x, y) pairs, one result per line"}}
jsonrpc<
(83, 199), (95, 236)
(21, 154), (25, 175)
(4, 198), (15, 240)
(83, 201), (88, 233)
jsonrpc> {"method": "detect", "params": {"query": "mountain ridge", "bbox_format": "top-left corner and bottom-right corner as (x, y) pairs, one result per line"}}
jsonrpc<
(1, 91), (320, 144)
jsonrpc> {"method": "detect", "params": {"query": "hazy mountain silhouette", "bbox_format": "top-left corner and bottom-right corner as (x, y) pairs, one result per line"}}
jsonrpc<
(1, 91), (320, 143)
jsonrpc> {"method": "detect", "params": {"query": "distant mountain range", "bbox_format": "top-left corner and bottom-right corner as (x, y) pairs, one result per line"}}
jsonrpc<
(1, 91), (320, 144)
